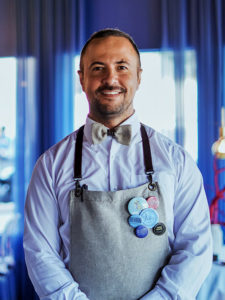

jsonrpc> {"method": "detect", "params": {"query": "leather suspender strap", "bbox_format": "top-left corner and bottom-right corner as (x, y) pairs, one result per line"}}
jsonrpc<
(140, 124), (156, 191)
(73, 123), (156, 191)
(74, 125), (84, 180)
(140, 124), (154, 175)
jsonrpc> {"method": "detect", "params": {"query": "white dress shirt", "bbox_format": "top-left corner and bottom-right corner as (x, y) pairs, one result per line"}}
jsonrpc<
(23, 112), (212, 300)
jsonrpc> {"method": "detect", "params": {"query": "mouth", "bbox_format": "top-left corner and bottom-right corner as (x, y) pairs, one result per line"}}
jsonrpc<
(97, 86), (126, 98)
(101, 90), (123, 95)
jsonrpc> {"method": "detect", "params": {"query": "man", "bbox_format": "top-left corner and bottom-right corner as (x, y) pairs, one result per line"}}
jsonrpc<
(24, 28), (212, 300)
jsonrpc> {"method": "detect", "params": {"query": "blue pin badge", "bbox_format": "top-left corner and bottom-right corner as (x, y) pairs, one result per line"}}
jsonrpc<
(128, 214), (143, 228)
(135, 225), (148, 238)
(140, 208), (159, 228)
(128, 197), (148, 215)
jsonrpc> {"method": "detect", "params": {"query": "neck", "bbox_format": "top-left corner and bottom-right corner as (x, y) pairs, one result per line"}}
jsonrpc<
(89, 111), (135, 128)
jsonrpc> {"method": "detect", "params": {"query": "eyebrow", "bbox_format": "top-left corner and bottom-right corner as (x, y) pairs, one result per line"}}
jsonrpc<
(89, 62), (104, 69)
(89, 60), (130, 69)
(116, 60), (130, 65)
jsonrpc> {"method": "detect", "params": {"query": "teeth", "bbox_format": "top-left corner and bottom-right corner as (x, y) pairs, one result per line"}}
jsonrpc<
(102, 91), (120, 95)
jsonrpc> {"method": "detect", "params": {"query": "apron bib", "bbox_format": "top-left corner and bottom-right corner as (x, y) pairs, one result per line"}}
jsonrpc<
(69, 125), (170, 300)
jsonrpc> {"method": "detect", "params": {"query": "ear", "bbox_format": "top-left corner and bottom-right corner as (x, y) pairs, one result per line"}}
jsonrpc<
(137, 68), (142, 89)
(78, 70), (85, 91)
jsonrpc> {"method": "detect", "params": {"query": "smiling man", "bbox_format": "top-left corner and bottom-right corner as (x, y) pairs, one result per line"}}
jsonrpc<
(78, 35), (141, 128)
(24, 29), (212, 300)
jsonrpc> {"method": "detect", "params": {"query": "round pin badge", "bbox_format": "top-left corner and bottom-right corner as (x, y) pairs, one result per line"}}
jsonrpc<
(140, 208), (159, 228)
(128, 197), (148, 215)
(146, 196), (159, 209)
(152, 223), (166, 235)
(128, 215), (143, 228)
(135, 225), (148, 238)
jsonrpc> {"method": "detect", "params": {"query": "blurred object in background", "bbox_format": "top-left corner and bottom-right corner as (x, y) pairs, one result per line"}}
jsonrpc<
(210, 107), (225, 263)
(212, 108), (225, 159)
(211, 224), (225, 262)
(0, 127), (10, 158)
(0, 126), (14, 203)
(0, 210), (20, 300)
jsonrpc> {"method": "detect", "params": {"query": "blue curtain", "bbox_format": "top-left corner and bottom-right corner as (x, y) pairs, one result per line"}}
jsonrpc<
(195, 0), (225, 202)
(159, 0), (225, 202)
(159, 0), (225, 243)
(14, 0), (85, 298)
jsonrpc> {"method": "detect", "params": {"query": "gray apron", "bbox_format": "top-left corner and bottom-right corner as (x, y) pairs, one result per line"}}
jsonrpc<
(69, 125), (170, 300)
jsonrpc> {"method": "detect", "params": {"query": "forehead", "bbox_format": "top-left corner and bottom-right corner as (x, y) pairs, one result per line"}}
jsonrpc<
(82, 36), (139, 66)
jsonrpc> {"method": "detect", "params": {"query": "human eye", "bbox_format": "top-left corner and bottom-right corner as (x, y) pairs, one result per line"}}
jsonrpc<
(92, 65), (104, 72)
(118, 65), (128, 71)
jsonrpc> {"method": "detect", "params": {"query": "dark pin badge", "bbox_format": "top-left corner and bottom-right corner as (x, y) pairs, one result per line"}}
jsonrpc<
(152, 223), (166, 235)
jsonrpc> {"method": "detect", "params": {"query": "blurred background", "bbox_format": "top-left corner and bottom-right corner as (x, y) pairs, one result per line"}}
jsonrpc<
(0, 0), (225, 299)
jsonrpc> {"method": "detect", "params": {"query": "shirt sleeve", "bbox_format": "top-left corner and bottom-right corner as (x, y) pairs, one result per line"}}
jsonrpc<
(23, 154), (89, 300)
(140, 151), (213, 300)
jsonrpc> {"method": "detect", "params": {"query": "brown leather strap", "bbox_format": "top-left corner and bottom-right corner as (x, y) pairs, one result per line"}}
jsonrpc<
(74, 125), (84, 180)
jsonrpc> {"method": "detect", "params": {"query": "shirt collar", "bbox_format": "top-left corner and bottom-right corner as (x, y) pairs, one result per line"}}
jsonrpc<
(83, 112), (141, 145)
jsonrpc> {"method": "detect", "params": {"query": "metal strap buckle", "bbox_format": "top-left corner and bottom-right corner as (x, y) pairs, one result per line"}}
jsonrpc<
(74, 179), (82, 197)
(146, 171), (157, 191)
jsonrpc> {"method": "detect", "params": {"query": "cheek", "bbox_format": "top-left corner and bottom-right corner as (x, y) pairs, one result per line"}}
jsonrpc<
(83, 79), (98, 94)
(126, 77), (140, 92)
(122, 72), (139, 85)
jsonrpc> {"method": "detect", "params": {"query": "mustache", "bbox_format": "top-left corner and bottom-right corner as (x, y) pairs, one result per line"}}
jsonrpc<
(96, 85), (126, 93)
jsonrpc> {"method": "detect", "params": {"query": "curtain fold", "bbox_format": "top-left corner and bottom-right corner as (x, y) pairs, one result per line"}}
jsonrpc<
(160, 0), (225, 201)
(195, 0), (224, 201)
(14, 1), (85, 298)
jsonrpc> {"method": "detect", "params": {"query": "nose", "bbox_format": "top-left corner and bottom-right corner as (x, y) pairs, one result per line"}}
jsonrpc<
(101, 67), (118, 86)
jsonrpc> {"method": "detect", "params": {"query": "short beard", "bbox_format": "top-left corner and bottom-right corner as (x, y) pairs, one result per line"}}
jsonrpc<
(90, 97), (132, 120)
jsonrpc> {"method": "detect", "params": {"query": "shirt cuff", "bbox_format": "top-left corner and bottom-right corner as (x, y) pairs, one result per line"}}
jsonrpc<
(74, 293), (89, 300)
(139, 287), (165, 300)
(40, 282), (90, 300)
